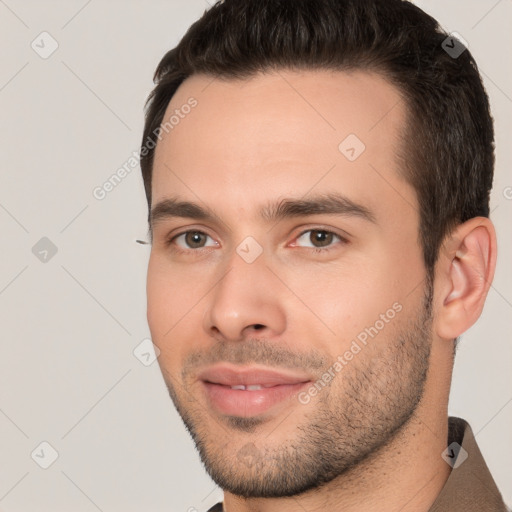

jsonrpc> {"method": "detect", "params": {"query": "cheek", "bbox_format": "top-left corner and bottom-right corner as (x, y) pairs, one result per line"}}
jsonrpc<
(147, 256), (196, 344)
(146, 255), (169, 336)
(286, 253), (409, 351)
(146, 254), (215, 368)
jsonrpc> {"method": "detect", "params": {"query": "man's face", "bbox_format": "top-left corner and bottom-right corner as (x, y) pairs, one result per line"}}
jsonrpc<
(146, 69), (433, 497)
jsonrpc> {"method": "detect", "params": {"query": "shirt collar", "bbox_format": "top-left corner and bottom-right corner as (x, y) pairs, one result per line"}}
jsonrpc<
(428, 416), (508, 511)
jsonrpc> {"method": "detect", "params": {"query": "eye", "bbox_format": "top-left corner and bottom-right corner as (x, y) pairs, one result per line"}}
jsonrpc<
(293, 229), (347, 251)
(170, 230), (218, 251)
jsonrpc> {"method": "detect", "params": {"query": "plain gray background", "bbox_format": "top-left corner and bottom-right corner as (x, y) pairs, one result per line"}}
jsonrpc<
(0, 0), (510, 510)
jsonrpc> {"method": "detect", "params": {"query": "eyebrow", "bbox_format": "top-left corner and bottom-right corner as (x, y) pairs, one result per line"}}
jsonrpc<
(149, 192), (377, 235)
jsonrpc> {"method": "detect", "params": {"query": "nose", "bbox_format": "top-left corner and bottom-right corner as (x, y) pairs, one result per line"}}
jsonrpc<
(202, 250), (286, 342)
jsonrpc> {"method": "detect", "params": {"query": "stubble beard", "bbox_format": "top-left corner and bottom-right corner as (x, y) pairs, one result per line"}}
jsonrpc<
(162, 283), (434, 498)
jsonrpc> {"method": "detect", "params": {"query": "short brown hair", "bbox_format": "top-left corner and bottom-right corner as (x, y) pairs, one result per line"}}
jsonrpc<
(140, 0), (494, 275)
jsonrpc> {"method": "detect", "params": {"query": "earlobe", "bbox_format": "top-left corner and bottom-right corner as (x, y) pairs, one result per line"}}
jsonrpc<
(435, 217), (497, 340)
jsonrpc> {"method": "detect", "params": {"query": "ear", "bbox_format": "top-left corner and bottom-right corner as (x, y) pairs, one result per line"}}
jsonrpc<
(434, 217), (497, 340)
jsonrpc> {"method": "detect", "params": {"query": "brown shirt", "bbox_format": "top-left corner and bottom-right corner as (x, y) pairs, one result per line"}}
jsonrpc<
(206, 416), (509, 512)
(429, 416), (508, 511)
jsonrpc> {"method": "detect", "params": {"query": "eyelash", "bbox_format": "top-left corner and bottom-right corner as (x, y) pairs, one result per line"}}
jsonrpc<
(165, 228), (348, 256)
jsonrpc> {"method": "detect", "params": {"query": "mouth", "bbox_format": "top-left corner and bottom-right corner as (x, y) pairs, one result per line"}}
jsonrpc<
(198, 364), (312, 417)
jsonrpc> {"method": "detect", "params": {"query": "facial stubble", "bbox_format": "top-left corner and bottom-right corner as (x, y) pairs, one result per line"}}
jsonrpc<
(161, 283), (433, 498)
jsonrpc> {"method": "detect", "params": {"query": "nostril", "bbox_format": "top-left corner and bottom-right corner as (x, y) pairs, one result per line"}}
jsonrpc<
(252, 324), (265, 330)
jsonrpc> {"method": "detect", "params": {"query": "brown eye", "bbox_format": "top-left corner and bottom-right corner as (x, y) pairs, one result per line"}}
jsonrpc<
(184, 231), (208, 248)
(171, 231), (217, 251)
(309, 230), (334, 247)
(295, 229), (344, 250)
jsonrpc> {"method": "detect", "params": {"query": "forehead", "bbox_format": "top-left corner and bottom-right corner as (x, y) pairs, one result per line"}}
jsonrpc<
(151, 69), (414, 222)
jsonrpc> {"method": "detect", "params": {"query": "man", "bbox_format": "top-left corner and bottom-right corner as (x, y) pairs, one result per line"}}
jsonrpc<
(140, 0), (509, 510)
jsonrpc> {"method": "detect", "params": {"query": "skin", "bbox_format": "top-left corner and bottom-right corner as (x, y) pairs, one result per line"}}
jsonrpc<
(146, 69), (497, 512)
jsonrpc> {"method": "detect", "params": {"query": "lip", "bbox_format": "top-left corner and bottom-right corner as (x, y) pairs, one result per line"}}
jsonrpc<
(198, 364), (312, 417)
